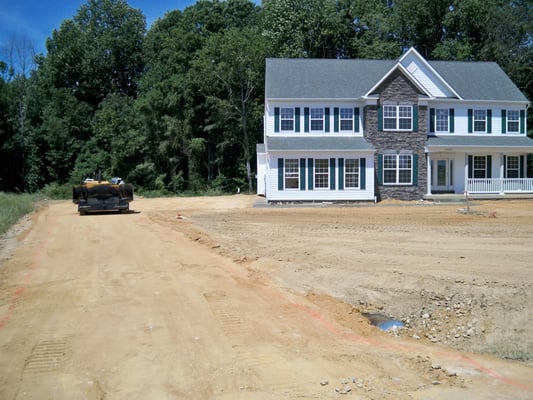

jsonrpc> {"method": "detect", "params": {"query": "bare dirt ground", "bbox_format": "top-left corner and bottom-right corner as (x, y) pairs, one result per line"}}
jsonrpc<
(0, 195), (531, 399)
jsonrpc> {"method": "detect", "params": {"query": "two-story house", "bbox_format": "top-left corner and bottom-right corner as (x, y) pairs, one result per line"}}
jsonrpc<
(256, 48), (532, 202)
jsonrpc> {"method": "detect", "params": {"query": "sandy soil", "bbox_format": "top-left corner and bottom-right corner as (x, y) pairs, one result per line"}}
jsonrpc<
(0, 195), (531, 399)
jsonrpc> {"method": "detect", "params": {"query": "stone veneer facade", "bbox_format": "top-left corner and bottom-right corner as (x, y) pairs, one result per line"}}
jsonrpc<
(364, 70), (428, 201)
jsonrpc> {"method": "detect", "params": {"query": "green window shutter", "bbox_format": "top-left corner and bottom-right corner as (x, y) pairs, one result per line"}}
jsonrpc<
(307, 158), (314, 190)
(278, 158), (284, 190)
(501, 109), (506, 134)
(413, 105), (418, 132)
(329, 158), (335, 189)
(487, 155), (492, 178)
(429, 108), (435, 133)
(334, 107), (339, 132)
(338, 158), (344, 190)
(449, 108), (455, 133)
(378, 106), (383, 131)
(325, 107), (330, 132)
(274, 107), (280, 133)
(520, 155), (525, 178)
(468, 109), (473, 133)
(468, 155), (473, 179)
(412, 154), (418, 186)
(354, 107), (360, 132)
(304, 107), (310, 132)
(377, 154), (383, 185)
(360, 158), (366, 189)
(520, 110), (525, 134)
(300, 158), (306, 190)
(487, 109), (492, 133)
(503, 155), (507, 177)
(294, 107), (300, 132)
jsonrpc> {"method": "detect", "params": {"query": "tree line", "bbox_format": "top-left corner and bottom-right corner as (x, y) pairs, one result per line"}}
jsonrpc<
(0, 0), (531, 194)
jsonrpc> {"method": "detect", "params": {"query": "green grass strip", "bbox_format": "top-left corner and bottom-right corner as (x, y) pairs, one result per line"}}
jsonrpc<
(0, 192), (35, 235)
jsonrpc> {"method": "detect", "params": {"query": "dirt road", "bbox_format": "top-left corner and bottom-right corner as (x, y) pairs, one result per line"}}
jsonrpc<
(0, 196), (531, 399)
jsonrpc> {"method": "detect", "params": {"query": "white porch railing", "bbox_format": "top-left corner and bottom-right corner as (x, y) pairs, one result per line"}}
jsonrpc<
(467, 178), (533, 194)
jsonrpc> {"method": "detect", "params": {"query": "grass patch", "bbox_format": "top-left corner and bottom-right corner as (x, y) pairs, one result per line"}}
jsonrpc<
(0, 192), (36, 235)
(481, 340), (532, 362)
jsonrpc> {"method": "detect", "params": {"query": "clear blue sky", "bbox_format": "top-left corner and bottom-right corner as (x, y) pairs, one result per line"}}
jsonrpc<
(0, 0), (200, 56)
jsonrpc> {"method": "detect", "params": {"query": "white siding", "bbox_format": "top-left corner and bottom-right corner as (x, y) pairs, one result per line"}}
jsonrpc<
(428, 104), (527, 135)
(256, 152), (267, 195)
(265, 152), (375, 201)
(265, 100), (364, 136)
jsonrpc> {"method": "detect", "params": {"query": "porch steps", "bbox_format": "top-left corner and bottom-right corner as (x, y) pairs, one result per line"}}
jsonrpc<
(426, 193), (533, 203)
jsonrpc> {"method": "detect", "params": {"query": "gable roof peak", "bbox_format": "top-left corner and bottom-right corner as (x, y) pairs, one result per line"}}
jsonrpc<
(398, 46), (424, 63)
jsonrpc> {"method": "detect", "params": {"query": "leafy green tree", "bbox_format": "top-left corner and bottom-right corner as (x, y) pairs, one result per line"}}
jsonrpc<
(392, 0), (452, 59)
(31, 0), (146, 187)
(71, 93), (142, 182)
(261, 0), (344, 58)
(192, 27), (267, 192)
(336, 0), (401, 59)
(0, 35), (38, 191)
(137, 0), (262, 192)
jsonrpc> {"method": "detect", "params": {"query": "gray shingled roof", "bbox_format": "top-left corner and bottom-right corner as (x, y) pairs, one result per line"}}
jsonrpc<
(430, 61), (528, 102)
(427, 135), (533, 149)
(266, 58), (528, 102)
(266, 58), (394, 99)
(266, 136), (375, 151)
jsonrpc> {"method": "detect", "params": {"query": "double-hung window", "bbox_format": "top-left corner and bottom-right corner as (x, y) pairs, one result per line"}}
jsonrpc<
(383, 105), (412, 131)
(383, 154), (412, 184)
(506, 156), (519, 178)
(473, 110), (487, 133)
(284, 159), (299, 189)
(314, 159), (329, 189)
(340, 108), (353, 131)
(345, 159), (360, 188)
(435, 109), (449, 132)
(310, 108), (324, 131)
(473, 156), (487, 178)
(280, 108), (294, 131)
(507, 110), (519, 133)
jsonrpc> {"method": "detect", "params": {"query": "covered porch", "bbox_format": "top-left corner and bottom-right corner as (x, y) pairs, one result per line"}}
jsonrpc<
(426, 135), (533, 197)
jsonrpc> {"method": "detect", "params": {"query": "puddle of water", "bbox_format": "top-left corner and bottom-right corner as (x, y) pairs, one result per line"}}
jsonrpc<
(362, 313), (405, 332)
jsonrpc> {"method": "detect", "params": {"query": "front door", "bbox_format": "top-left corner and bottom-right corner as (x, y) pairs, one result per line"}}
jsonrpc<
(434, 159), (454, 192)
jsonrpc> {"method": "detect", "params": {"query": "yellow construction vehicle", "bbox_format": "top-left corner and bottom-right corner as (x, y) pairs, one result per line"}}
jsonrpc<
(72, 177), (133, 215)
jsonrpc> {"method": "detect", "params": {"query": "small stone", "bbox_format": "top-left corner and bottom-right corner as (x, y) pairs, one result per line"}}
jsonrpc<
(320, 380), (329, 386)
(422, 313), (430, 319)
(432, 380), (441, 385)
(431, 364), (441, 370)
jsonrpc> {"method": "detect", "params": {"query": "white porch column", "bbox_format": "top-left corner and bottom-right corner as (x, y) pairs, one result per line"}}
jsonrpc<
(426, 153), (432, 196)
(499, 153), (504, 194)
(464, 153), (469, 193)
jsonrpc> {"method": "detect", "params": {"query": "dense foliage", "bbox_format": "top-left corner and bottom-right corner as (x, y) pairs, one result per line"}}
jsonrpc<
(0, 0), (531, 193)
